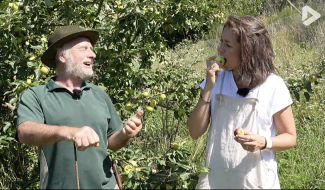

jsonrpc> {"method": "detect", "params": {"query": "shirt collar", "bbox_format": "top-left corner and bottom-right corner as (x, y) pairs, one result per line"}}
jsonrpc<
(46, 77), (92, 92)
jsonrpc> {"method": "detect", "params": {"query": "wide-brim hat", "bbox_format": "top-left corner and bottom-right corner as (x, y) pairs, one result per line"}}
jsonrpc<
(41, 25), (99, 68)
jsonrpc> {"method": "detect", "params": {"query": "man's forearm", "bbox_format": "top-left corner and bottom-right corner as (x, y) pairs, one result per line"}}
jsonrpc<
(17, 121), (67, 146)
(107, 130), (129, 151)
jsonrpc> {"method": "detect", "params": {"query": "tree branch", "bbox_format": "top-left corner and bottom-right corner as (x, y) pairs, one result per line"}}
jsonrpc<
(92, 0), (105, 29)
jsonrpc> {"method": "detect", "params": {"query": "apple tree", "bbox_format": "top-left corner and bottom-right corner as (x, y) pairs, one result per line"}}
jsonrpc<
(0, 0), (216, 188)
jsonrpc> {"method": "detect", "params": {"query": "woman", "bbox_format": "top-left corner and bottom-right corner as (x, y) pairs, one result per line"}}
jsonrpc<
(187, 16), (296, 189)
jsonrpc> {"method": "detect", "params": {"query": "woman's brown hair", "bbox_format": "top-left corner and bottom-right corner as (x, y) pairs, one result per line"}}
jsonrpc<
(223, 16), (276, 86)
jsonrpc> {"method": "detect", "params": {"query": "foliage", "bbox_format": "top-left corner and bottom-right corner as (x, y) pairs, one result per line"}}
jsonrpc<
(204, 0), (266, 39)
(286, 65), (324, 102)
(207, 0), (265, 16)
(111, 140), (209, 189)
(107, 42), (210, 189)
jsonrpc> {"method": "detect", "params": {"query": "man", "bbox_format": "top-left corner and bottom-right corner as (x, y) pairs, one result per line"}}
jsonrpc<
(15, 25), (143, 189)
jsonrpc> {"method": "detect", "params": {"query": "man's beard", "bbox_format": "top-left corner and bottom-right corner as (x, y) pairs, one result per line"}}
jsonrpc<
(65, 54), (93, 81)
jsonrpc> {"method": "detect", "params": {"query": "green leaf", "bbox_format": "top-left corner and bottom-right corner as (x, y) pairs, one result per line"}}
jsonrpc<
(293, 91), (300, 101)
(179, 160), (190, 165)
(9, 97), (18, 104)
(304, 92), (310, 102)
(24, 5), (30, 12)
(179, 172), (191, 180)
(27, 61), (38, 68)
(176, 162), (192, 170)
(8, 61), (15, 68)
(4, 91), (13, 96)
(44, 0), (52, 7)
(157, 158), (166, 166)
(154, 171), (170, 177)
(0, 137), (7, 146)
(304, 80), (312, 92)
(4, 137), (14, 141)
(30, 45), (43, 49)
(133, 182), (139, 189)
(197, 166), (210, 173)
(3, 122), (11, 132)
(127, 180), (133, 188)
(127, 171), (133, 178)
(140, 170), (149, 175)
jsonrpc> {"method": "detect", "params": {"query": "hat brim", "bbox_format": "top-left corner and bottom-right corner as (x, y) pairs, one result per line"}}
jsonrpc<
(41, 30), (99, 68)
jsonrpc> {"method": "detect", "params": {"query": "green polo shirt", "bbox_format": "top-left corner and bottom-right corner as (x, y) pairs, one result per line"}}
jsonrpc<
(16, 78), (123, 189)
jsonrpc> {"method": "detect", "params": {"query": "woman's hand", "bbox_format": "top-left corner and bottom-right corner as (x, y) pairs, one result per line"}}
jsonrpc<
(205, 55), (222, 90)
(234, 131), (266, 152)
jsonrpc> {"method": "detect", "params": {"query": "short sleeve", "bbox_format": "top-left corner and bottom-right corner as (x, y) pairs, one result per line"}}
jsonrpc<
(200, 79), (206, 90)
(16, 89), (45, 128)
(105, 95), (123, 136)
(271, 77), (293, 115)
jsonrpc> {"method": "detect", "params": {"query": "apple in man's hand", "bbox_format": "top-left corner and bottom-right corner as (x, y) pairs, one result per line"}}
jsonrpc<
(234, 127), (244, 136)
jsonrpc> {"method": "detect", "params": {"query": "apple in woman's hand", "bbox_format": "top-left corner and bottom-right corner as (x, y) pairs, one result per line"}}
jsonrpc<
(234, 127), (244, 136)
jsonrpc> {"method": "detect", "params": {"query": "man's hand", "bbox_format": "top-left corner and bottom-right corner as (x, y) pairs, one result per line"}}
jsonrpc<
(121, 110), (144, 139)
(107, 110), (144, 151)
(17, 121), (100, 149)
(64, 126), (100, 151)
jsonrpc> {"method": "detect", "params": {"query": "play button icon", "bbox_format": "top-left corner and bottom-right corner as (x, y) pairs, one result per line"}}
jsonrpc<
(302, 6), (321, 26)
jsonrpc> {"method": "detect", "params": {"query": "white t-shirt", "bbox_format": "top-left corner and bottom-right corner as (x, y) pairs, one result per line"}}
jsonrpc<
(200, 70), (293, 189)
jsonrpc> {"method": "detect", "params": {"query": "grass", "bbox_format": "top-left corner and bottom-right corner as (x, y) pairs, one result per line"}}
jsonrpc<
(266, 6), (296, 25)
(278, 99), (325, 189)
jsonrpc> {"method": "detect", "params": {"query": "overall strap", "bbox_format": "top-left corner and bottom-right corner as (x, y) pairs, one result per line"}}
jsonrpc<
(255, 85), (261, 101)
(219, 71), (226, 94)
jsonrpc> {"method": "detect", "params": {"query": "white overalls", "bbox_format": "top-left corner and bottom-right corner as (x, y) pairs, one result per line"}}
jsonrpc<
(196, 72), (275, 189)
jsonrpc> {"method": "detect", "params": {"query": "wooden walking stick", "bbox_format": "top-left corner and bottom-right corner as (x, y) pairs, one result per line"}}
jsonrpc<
(74, 144), (80, 190)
